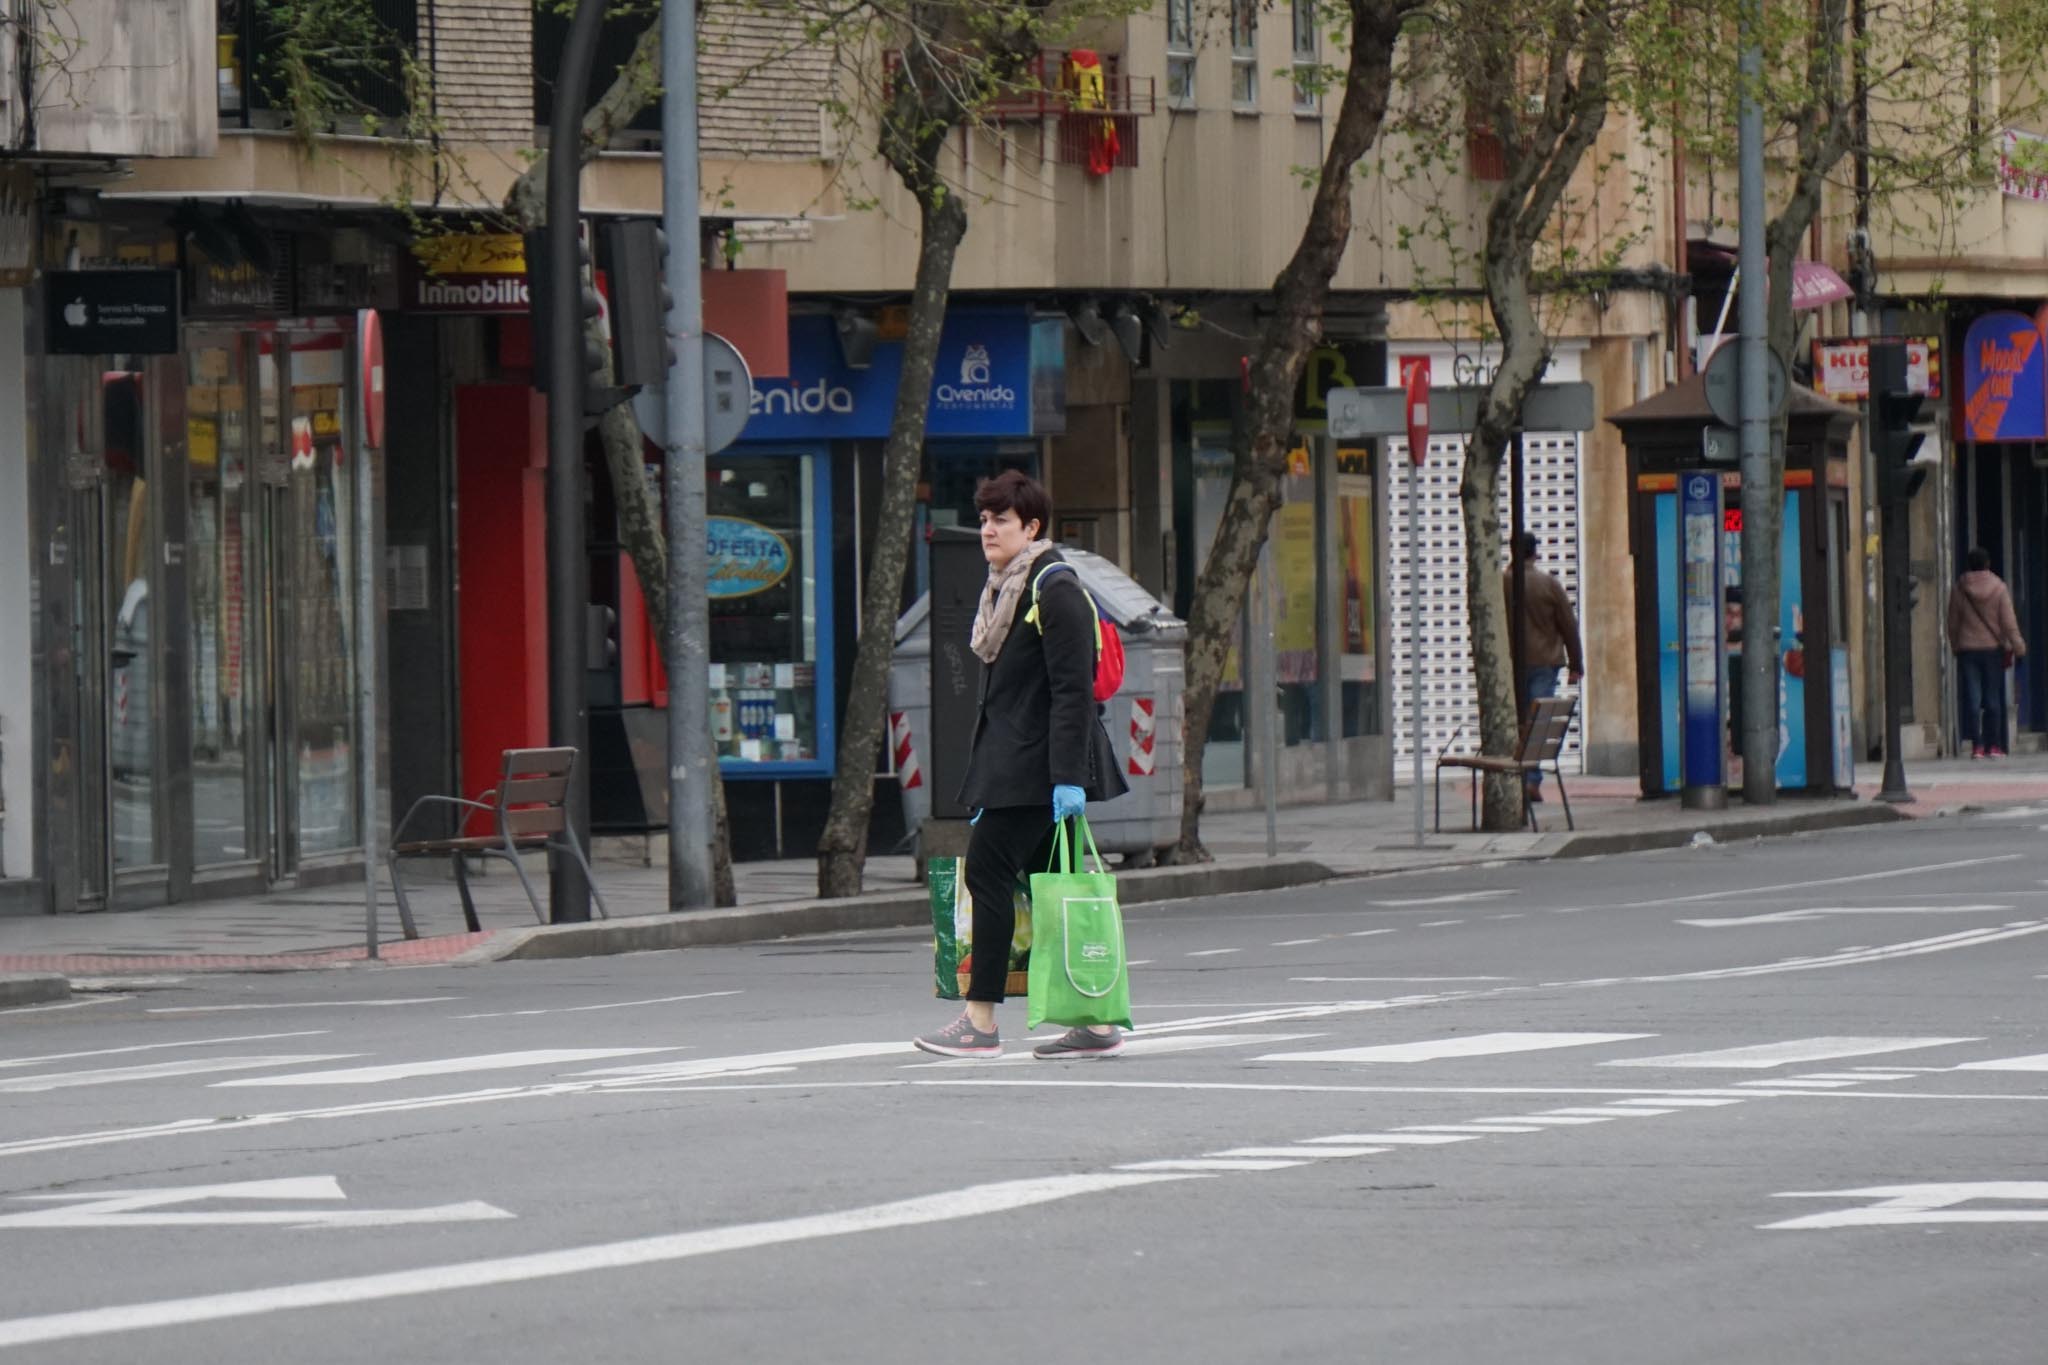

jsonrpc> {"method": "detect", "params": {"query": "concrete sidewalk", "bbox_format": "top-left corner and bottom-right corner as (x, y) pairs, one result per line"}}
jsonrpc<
(3, 754), (2044, 996)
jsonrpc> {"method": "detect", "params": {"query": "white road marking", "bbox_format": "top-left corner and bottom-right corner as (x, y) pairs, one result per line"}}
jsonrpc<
(1185, 949), (1241, 958)
(0, 1173), (1192, 1350)
(1794, 1072), (1902, 1082)
(1259, 1032), (1652, 1064)
(1347, 929), (1398, 938)
(1290, 976), (1513, 983)
(579, 1042), (908, 1080)
(1956, 1053), (2048, 1072)
(1467, 1114), (1618, 1126)
(0, 997), (125, 1015)
(1680, 905), (2011, 928)
(1591, 923), (2048, 983)
(1369, 891), (1513, 906)
(1398, 1123), (1545, 1134)
(1603, 1037), (1975, 1069)
(1270, 939), (1324, 947)
(1213, 1146), (1387, 1159)
(452, 992), (741, 1019)
(1117, 1159), (1299, 1172)
(1606, 1097), (1744, 1108)
(0, 1177), (512, 1230)
(1619, 855), (2025, 909)
(1542, 1107), (1672, 1118)
(1765, 1183), (2048, 1230)
(1736, 1078), (1858, 1089)
(214, 1049), (678, 1087)
(0, 1032), (330, 1070)
(1418, 920), (1464, 928)
(1302, 1133), (1481, 1146)
(1491, 913), (1525, 920)
(1128, 960), (1156, 967)
(145, 998), (460, 1015)
(0, 1056), (359, 1094)
(903, 1033), (1325, 1068)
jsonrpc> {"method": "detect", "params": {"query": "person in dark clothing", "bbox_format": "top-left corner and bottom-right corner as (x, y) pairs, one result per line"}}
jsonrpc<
(1947, 547), (2027, 759)
(1505, 532), (1584, 800)
(914, 471), (1130, 1060)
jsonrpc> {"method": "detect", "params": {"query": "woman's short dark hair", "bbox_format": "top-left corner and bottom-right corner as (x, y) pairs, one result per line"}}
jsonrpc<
(974, 470), (1052, 537)
(1967, 546), (1991, 573)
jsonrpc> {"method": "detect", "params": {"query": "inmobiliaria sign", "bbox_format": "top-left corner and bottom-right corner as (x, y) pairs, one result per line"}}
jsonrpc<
(404, 233), (531, 314)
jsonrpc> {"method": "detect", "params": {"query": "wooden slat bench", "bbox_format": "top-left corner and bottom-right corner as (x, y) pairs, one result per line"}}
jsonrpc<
(386, 747), (610, 937)
(1434, 694), (1578, 834)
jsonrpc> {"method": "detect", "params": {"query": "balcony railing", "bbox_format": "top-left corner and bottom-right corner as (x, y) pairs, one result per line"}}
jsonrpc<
(882, 48), (1156, 121)
(217, 0), (421, 131)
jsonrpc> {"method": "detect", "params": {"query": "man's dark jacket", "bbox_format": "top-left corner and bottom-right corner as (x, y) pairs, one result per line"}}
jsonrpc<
(958, 550), (1131, 812)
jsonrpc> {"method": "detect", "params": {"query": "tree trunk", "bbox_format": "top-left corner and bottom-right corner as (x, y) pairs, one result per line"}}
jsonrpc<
(1172, 0), (1412, 861)
(815, 122), (968, 898)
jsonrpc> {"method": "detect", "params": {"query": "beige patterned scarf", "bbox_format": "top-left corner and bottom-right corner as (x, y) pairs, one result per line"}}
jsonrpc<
(970, 539), (1056, 664)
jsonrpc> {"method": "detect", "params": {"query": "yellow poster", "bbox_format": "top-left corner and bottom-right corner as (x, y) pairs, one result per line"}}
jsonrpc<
(1338, 468), (1375, 682)
(1273, 498), (1318, 683)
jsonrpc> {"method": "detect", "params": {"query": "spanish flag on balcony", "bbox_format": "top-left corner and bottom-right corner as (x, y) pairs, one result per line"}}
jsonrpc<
(1067, 49), (1120, 176)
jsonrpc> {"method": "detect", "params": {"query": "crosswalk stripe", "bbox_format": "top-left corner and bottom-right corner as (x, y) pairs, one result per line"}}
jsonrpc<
(906, 1033), (1324, 1068)
(579, 1043), (910, 1081)
(1397, 1124), (1544, 1134)
(1468, 1114), (1617, 1126)
(1608, 1097), (1745, 1108)
(1258, 1032), (1652, 1064)
(1601, 1037), (1976, 1070)
(0, 1056), (360, 1094)
(1301, 1133), (1482, 1145)
(1116, 1158), (1301, 1172)
(1955, 1053), (2048, 1073)
(213, 1049), (679, 1088)
(1212, 1146), (1387, 1159)
(1541, 1107), (1672, 1118)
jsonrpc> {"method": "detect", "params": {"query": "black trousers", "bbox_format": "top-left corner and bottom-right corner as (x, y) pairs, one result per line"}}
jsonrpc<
(964, 805), (1057, 1004)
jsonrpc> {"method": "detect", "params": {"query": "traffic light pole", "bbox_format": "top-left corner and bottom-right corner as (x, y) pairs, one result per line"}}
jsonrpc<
(542, 0), (608, 922)
(663, 0), (716, 908)
(1875, 492), (1912, 803)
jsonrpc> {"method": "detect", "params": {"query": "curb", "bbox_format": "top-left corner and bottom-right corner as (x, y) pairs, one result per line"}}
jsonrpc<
(1547, 802), (1907, 859)
(0, 973), (71, 1008)
(461, 857), (1338, 965)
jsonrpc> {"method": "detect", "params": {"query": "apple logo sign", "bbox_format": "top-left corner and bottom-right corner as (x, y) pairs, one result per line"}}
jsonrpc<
(63, 298), (88, 328)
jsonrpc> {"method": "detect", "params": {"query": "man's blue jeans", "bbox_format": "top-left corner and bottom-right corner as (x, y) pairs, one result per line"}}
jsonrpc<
(1957, 649), (2008, 753)
(1521, 667), (1561, 792)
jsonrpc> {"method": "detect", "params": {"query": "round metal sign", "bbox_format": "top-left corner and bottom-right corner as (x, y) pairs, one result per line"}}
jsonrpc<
(630, 332), (753, 455)
(1702, 340), (1788, 430)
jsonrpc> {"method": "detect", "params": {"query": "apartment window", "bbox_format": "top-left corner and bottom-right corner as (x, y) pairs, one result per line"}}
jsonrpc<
(1166, 0), (1195, 108)
(1230, 0), (1257, 109)
(1292, 0), (1320, 115)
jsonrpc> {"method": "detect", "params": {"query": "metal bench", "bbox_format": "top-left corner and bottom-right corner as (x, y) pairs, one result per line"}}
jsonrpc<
(386, 747), (610, 937)
(1434, 694), (1577, 833)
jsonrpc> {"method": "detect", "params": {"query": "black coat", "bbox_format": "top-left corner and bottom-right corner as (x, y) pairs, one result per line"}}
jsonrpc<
(957, 550), (1131, 812)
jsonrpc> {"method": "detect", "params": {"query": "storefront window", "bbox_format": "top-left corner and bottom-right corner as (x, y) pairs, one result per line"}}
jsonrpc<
(286, 332), (359, 856)
(1189, 423), (1245, 787)
(186, 335), (256, 865)
(102, 368), (160, 871)
(1272, 457), (1320, 746)
(709, 449), (835, 776)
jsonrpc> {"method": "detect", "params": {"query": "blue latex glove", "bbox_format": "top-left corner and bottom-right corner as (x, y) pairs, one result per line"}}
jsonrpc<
(1052, 784), (1086, 823)
(970, 808), (984, 826)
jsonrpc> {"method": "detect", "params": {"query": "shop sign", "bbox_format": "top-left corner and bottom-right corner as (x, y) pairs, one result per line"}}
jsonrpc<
(1811, 336), (1941, 402)
(745, 309), (1049, 440)
(705, 516), (793, 597)
(188, 245), (285, 316)
(1998, 128), (2048, 202)
(44, 270), (180, 354)
(1959, 312), (2046, 442)
(404, 233), (531, 314)
(1296, 341), (1378, 421)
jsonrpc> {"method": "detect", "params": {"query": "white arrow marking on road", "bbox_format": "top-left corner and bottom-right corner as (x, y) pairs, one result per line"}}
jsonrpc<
(1618, 854), (2025, 909)
(0, 1032), (330, 1070)
(1764, 1183), (2048, 1230)
(1955, 1052), (2048, 1072)
(0, 1177), (512, 1230)
(1369, 891), (1514, 906)
(577, 1042), (910, 1080)
(213, 1048), (680, 1087)
(0, 1172), (1192, 1350)
(1679, 905), (2010, 927)
(1259, 1031), (1652, 1064)
(0, 1056), (361, 1093)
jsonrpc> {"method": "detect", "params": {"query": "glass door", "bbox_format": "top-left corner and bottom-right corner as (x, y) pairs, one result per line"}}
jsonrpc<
(59, 364), (167, 906)
(185, 333), (260, 871)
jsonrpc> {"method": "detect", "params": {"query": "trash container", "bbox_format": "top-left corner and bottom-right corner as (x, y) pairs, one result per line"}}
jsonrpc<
(888, 545), (1186, 862)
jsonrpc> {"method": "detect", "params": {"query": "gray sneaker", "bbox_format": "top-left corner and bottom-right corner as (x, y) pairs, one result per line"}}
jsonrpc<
(913, 1014), (1002, 1058)
(1032, 1026), (1126, 1060)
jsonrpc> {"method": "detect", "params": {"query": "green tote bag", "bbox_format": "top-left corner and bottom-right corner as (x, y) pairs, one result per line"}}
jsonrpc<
(1026, 818), (1133, 1031)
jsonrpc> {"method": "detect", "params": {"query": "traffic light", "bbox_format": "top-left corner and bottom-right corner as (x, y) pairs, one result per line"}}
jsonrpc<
(601, 219), (675, 390)
(523, 225), (612, 409)
(1868, 341), (1930, 505)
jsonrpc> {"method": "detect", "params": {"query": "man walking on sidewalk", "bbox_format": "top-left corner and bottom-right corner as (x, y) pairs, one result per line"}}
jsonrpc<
(1506, 532), (1584, 802)
(1947, 547), (2026, 759)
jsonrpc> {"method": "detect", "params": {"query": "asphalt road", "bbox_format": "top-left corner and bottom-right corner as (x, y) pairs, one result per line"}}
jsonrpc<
(3, 812), (2047, 1363)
